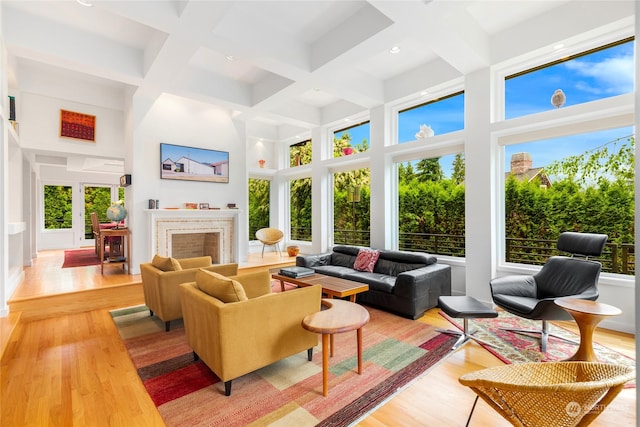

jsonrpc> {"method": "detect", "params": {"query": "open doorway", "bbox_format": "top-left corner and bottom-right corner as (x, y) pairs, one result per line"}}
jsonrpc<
(81, 184), (124, 247)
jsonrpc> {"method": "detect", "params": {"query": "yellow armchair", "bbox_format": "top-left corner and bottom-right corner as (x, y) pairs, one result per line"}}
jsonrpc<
(179, 270), (322, 396)
(140, 255), (238, 331)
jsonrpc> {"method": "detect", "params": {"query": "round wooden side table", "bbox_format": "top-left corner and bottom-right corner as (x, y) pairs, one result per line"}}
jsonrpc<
(554, 298), (621, 362)
(302, 298), (370, 396)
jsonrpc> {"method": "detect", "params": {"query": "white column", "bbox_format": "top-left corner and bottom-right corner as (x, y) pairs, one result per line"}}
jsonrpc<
(368, 104), (393, 250)
(464, 67), (496, 302)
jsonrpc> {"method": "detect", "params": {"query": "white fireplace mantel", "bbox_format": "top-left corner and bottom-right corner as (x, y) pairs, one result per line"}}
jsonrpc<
(146, 209), (240, 263)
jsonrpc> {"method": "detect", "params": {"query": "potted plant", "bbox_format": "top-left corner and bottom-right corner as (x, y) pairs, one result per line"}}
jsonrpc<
(342, 145), (353, 155)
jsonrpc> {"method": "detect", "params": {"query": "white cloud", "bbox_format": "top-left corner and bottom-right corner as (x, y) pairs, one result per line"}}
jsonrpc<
(563, 54), (634, 94)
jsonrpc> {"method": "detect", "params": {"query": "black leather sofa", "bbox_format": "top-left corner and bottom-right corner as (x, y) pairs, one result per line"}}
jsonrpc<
(296, 245), (451, 319)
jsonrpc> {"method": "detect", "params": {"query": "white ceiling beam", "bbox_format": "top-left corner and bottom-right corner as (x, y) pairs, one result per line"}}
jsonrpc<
(3, 7), (144, 85)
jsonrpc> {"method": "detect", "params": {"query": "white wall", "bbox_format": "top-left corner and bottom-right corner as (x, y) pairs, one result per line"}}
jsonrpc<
(128, 93), (249, 274)
(19, 92), (125, 158)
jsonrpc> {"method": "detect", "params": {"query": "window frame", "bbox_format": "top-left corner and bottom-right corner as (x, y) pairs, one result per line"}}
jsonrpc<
(389, 80), (464, 145)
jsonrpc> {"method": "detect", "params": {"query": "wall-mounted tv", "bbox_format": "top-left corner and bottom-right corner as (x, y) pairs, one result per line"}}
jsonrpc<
(160, 143), (229, 183)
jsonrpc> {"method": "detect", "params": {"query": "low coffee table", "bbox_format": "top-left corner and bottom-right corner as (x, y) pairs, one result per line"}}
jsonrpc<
(271, 270), (369, 302)
(302, 298), (370, 396)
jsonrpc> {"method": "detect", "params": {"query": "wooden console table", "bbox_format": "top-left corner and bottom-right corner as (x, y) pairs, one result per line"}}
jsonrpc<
(98, 227), (131, 275)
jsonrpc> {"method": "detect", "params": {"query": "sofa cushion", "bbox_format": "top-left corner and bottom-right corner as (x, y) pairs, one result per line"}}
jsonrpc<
(196, 269), (248, 303)
(313, 265), (355, 278)
(353, 248), (380, 272)
(374, 250), (435, 276)
(330, 251), (357, 268)
(343, 271), (397, 293)
(151, 254), (183, 272)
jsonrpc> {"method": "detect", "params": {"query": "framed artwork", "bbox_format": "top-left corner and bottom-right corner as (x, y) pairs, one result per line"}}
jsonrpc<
(60, 109), (96, 142)
(160, 143), (229, 183)
(199, 203), (209, 210)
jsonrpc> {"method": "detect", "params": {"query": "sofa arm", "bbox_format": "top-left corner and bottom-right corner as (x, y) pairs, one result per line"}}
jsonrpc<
(296, 252), (332, 268)
(394, 263), (451, 299)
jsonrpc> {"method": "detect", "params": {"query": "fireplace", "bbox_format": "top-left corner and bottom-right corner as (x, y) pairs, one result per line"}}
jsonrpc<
(146, 209), (239, 264)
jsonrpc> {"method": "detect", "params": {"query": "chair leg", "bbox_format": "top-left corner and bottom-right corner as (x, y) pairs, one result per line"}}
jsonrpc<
(465, 395), (480, 427)
(307, 348), (313, 361)
(437, 318), (496, 351)
(224, 380), (232, 396)
(502, 320), (578, 353)
(165, 321), (170, 332)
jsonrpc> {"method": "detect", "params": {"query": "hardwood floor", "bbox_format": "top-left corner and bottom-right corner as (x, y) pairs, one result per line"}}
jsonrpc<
(1, 250), (636, 426)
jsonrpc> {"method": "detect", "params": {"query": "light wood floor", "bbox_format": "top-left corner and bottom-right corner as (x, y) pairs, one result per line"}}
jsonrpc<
(1, 250), (636, 426)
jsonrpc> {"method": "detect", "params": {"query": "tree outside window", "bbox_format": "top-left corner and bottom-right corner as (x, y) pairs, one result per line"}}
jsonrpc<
(504, 127), (635, 275)
(397, 153), (465, 257)
(334, 121), (369, 157)
(333, 168), (370, 246)
(248, 178), (270, 239)
(290, 139), (311, 167)
(290, 177), (312, 241)
(44, 185), (73, 229)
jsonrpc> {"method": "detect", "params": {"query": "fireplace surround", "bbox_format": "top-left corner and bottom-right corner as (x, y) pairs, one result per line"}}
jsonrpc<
(146, 209), (239, 264)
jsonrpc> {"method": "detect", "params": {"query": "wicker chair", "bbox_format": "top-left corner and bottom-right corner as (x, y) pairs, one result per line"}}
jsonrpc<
(459, 362), (634, 427)
(255, 228), (284, 257)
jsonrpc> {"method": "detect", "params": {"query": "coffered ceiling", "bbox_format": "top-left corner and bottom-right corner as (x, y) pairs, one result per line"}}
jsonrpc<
(3, 0), (634, 144)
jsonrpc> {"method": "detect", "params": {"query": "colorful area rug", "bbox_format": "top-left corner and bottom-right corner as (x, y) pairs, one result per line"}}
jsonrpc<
(61, 248), (100, 268)
(111, 305), (456, 427)
(441, 309), (635, 385)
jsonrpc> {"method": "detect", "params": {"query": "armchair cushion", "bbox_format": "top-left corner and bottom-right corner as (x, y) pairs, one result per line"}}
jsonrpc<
(228, 270), (272, 299)
(196, 270), (248, 303)
(151, 254), (182, 271)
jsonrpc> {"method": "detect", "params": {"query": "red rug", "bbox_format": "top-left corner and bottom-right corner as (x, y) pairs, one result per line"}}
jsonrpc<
(61, 248), (100, 268)
(111, 305), (456, 426)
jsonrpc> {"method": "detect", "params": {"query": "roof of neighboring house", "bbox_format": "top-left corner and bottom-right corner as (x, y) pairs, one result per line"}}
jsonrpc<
(506, 167), (552, 187)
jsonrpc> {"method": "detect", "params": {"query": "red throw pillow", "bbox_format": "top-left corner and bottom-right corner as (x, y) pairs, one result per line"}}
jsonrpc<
(353, 249), (380, 273)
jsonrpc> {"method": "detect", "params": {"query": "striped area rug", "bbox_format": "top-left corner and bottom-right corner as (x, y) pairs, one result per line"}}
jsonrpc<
(111, 305), (456, 427)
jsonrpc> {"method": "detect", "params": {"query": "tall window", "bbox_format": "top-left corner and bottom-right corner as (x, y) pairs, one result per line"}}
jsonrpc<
(504, 127), (635, 275)
(290, 139), (312, 167)
(44, 185), (72, 229)
(397, 153), (465, 257)
(397, 92), (465, 144)
(290, 177), (312, 241)
(248, 178), (270, 240)
(333, 168), (370, 246)
(505, 38), (634, 119)
(333, 121), (369, 157)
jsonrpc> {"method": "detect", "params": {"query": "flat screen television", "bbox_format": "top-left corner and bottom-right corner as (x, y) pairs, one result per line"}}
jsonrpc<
(160, 143), (229, 183)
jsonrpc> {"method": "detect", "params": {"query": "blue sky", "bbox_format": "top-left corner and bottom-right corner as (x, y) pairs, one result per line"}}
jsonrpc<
(339, 39), (634, 178)
(160, 143), (228, 165)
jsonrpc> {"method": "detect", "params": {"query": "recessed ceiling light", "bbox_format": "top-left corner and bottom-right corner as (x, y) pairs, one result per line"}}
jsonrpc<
(225, 55), (235, 61)
(553, 43), (565, 50)
(389, 46), (401, 54)
(76, 0), (93, 6)
(420, 91), (429, 96)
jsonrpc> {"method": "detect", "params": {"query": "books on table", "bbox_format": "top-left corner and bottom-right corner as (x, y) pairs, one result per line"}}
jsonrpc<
(279, 266), (315, 278)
